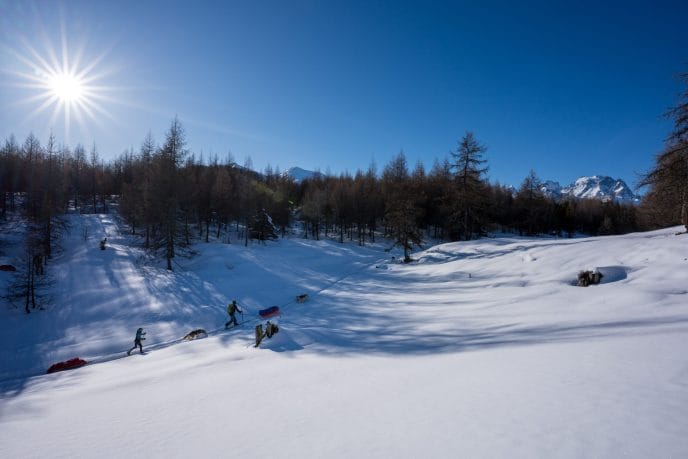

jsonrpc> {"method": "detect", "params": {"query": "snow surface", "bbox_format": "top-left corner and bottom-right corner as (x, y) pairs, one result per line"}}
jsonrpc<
(1, 213), (688, 458)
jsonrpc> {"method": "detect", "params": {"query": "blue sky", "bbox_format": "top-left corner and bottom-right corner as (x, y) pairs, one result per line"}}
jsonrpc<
(1, 0), (686, 187)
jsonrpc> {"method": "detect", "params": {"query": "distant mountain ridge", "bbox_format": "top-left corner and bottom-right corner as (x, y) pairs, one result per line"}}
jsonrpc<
(539, 175), (638, 202)
(284, 167), (639, 203)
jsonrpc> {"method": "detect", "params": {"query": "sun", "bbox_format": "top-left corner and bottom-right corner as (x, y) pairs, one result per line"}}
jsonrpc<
(48, 72), (85, 103)
(5, 30), (115, 144)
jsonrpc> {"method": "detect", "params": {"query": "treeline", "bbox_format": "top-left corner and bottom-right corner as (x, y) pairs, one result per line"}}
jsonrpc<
(114, 118), (298, 269)
(3, 72), (686, 312)
(2, 121), (648, 270)
(298, 152), (641, 257)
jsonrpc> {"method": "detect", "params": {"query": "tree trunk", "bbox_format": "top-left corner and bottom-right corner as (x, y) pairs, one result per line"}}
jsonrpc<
(185, 216), (190, 245)
(30, 270), (36, 309)
(45, 220), (52, 259)
(682, 188), (688, 232)
(166, 231), (174, 271)
(24, 256), (31, 314)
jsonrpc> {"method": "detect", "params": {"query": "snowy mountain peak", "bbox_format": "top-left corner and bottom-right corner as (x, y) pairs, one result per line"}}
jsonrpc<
(540, 175), (638, 202)
(283, 167), (322, 183)
(539, 180), (563, 198)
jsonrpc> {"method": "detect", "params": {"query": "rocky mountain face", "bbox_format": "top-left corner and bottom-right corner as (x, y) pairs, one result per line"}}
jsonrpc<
(539, 176), (638, 202)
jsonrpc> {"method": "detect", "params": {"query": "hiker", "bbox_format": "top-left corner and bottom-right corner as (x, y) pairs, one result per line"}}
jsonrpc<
(127, 327), (146, 355)
(225, 299), (243, 329)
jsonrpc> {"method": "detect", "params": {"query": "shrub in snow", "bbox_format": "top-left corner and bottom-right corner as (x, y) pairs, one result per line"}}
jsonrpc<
(249, 209), (278, 241)
(577, 269), (603, 287)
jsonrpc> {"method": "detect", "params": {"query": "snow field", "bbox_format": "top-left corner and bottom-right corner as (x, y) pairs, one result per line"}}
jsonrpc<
(1, 214), (687, 457)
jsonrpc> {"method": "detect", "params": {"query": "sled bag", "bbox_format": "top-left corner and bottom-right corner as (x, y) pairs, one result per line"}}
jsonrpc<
(47, 357), (88, 374)
(258, 306), (280, 318)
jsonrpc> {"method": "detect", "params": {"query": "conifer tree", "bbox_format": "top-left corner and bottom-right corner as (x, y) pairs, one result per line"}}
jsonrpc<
(449, 132), (488, 240)
(640, 72), (688, 232)
(515, 170), (547, 235)
(383, 152), (424, 262)
(152, 117), (188, 270)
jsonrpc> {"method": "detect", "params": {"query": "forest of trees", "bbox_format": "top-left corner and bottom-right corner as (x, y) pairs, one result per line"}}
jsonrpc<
(1, 123), (648, 263)
(2, 71), (688, 310)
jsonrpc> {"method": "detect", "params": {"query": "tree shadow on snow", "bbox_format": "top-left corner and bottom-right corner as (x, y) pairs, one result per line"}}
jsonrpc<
(598, 266), (629, 283)
(418, 238), (597, 265)
(275, 265), (688, 357)
(286, 304), (688, 357)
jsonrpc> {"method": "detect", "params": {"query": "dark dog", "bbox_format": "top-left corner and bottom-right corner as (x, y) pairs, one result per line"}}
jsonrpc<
(183, 329), (208, 341)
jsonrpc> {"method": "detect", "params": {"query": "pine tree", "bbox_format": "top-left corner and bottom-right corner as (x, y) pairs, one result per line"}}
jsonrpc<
(152, 117), (188, 270)
(448, 132), (489, 240)
(383, 152), (424, 262)
(640, 72), (688, 232)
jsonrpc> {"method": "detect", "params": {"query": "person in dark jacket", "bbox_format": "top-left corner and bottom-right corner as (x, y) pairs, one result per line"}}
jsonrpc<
(225, 299), (243, 329)
(127, 327), (146, 355)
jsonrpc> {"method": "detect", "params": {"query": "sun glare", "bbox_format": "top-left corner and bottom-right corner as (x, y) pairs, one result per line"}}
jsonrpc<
(49, 73), (85, 103)
(7, 30), (115, 143)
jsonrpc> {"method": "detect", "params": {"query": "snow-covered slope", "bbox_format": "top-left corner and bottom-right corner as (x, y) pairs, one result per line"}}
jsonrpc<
(1, 214), (687, 458)
(540, 175), (638, 202)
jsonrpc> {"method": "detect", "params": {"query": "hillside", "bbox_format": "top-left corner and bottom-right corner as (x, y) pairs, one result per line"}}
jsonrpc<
(1, 214), (687, 458)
